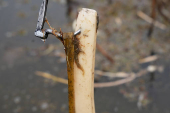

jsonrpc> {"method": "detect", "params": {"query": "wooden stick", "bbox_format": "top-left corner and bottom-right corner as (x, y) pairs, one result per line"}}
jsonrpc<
(147, 0), (157, 37)
(139, 55), (158, 64)
(74, 8), (97, 113)
(35, 69), (148, 88)
(96, 43), (114, 63)
(94, 69), (147, 88)
(94, 74), (136, 88)
(137, 11), (166, 30)
(63, 32), (75, 113)
(35, 71), (68, 84)
(95, 70), (130, 78)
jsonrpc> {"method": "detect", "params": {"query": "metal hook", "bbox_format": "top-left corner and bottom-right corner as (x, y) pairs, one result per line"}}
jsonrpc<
(34, 0), (50, 40)
(34, 0), (81, 42)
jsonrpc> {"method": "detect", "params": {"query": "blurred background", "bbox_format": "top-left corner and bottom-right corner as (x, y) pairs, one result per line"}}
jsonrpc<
(0, 0), (170, 113)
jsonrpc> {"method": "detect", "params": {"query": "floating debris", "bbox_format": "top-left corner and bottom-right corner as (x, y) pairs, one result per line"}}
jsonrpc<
(40, 102), (49, 110)
(54, 50), (65, 58)
(147, 65), (164, 73)
(59, 0), (67, 4)
(5, 31), (16, 38)
(147, 65), (156, 72)
(42, 45), (55, 55)
(137, 93), (150, 110)
(13, 96), (21, 104)
(120, 87), (150, 109)
(139, 55), (158, 64)
(115, 17), (122, 26)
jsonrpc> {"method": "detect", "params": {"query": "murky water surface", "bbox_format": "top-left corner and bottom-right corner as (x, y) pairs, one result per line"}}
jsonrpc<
(0, 0), (170, 113)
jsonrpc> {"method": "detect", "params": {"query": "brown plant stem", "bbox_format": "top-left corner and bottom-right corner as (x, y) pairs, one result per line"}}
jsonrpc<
(63, 32), (75, 113)
(96, 43), (114, 63)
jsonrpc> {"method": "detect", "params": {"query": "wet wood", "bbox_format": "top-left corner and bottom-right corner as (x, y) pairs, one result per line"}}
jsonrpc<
(63, 32), (75, 113)
(61, 8), (98, 113)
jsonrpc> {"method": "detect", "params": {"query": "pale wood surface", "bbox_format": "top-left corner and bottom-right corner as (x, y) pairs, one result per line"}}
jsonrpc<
(74, 8), (97, 113)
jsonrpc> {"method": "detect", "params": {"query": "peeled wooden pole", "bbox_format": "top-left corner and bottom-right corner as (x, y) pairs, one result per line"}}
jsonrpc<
(63, 8), (97, 113)
(74, 8), (97, 113)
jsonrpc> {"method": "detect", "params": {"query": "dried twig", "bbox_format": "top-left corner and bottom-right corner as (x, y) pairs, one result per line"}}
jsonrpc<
(35, 71), (68, 84)
(42, 45), (55, 55)
(35, 69), (148, 88)
(139, 55), (158, 64)
(95, 70), (130, 78)
(157, 1), (170, 23)
(96, 43), (114, 63)
(137, 11), (166, 30)
(94, 74), (136, 88)
(94, 69), (148, 88)
(147, 0), (157, 37)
